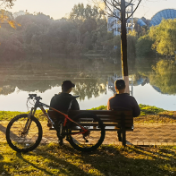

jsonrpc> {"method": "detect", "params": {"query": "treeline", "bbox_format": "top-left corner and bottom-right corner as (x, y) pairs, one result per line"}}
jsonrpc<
(3, 3), (175, 63)
(0, 4), (112, 61)
(0, 3), (138, 62)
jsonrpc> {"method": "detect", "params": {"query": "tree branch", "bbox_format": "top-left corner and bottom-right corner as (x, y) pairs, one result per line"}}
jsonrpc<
(125, 0), (133, 8)
(107, 11), (121, 20)
(111, 0), (121, 12)
(126, 0), (142, 20)
(113, 0), (121, 7)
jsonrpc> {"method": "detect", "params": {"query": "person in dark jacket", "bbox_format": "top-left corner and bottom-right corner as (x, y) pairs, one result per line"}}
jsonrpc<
(107, 79), (140, 141)
(50, 80), (79, 113)
(48, 80), (80, 127)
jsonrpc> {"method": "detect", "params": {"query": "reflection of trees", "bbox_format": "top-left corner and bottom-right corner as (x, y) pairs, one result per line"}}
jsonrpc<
(150, 60), (176, 94)
(0, 79), (62, 94)
(136, 57), (154, 77)
(72, 79), (107, 100)
(0, 58), (137, 96)
(0, 85), (15, 95)
(0, 78), (108, 99)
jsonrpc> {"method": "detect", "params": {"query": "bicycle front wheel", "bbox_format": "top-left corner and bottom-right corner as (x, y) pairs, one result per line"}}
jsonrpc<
(68, 113), (105, 152)
(6, 114), (42, 152)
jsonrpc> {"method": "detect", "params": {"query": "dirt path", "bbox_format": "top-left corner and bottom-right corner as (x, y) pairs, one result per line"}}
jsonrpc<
(1, 121), (176, 145)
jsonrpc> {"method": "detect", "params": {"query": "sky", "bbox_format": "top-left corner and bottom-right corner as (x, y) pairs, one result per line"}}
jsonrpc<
(8, 0), (176, 20)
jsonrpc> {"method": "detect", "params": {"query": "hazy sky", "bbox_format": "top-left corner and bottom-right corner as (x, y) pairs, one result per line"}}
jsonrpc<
(9, 0), (176, 19)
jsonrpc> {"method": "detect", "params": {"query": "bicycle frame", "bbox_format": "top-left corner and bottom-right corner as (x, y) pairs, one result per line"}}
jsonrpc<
(28, 98), (88, 136)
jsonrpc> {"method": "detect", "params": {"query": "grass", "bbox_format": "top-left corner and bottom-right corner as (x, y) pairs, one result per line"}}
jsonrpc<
(88, 104), (166, 115)
(0, 143), (176, 176)
(88, 105), (176, 124)
(0, 104), (176, 124)
(0, 110), (46, 121)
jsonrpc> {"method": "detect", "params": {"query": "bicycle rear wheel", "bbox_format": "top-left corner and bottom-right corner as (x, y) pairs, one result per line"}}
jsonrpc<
(67, 113), (105, 152)
(6, 114), (42, 152)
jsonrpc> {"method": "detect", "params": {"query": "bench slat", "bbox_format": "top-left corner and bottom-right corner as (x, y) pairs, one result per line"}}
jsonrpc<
(77, 119), (133, 122)
(68, 110), (133, 116)
(74, 124), (133, 127)
(48, 110), (132, 116)
(49, 128), (133, 131)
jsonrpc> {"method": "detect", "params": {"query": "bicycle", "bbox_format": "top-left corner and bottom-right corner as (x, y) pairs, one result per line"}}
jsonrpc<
(6, 94), (105, 152)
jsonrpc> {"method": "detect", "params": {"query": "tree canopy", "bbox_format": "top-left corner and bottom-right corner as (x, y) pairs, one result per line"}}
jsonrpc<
(149, 19), (176, 57)
(136, 19), (176, 58)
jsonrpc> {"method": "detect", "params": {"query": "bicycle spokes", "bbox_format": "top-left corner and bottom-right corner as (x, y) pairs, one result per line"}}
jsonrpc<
(9, 116), (40, 150)
(70, 126), (102, 147)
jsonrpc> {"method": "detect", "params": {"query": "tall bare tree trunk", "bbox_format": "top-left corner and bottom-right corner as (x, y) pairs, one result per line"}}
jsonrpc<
(121, 0), (129, 93)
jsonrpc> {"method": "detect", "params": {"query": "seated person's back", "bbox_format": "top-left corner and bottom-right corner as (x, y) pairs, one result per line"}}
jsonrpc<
(50, 80), (80, 114)
(107, 79), (140, 117)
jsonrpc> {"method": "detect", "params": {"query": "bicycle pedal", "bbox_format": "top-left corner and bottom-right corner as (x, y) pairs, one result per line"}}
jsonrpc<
(49, 127), (55, 130)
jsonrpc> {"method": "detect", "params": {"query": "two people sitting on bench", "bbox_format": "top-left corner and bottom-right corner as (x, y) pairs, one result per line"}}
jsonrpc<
(48, 80), (80, 127)
(107, 79), (140, 141)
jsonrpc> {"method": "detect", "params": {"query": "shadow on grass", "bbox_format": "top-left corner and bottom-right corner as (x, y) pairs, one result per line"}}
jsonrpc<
(16, 146), (90, 176)
(0, 153), (12, 176)
(58, 145), (176, 176)
(1, 144), (176, 176)
(16, 153), (54, 175)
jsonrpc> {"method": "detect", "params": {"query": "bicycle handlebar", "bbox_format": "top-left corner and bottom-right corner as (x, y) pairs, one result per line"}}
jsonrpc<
(28, 94), (42, 101)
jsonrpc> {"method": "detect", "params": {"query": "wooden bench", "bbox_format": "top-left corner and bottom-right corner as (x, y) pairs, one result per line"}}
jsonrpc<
(48, 110), (133, 146)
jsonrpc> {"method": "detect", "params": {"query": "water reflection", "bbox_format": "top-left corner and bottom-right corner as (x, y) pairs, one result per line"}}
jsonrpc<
(150, 60), (176, 95)
(0, 57), (176, 110)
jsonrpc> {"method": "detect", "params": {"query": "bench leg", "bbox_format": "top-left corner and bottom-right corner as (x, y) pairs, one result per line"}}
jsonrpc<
(122, 129), (126, 146)
(117, 130), (122, 141)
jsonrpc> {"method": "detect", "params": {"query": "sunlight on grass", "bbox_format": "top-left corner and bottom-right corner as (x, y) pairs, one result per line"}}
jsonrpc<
(0, 143), (176, 175)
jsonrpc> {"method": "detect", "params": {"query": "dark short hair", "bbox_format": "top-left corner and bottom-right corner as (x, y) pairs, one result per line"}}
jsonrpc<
(62, 80), (75, 92)
(115, 79), (125, 90)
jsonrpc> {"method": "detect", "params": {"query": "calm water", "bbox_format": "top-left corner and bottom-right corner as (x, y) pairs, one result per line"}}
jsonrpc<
(0, 58), (176, 111)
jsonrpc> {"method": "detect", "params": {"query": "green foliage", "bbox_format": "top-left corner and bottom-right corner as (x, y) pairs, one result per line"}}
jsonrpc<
(0, 4), (113, 60)
(127, 31), (137, 59)
(149, 19), (176, 56)
(0, 3), (140, 60)
(136, 19), (176, 57)
(136, 34), (155, 57)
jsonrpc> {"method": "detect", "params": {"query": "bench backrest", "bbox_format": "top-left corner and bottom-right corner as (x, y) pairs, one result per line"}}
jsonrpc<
(48, 110), (133, 130)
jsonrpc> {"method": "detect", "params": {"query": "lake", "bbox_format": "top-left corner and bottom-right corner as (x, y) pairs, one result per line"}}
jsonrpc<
(0, 57), (176, 111)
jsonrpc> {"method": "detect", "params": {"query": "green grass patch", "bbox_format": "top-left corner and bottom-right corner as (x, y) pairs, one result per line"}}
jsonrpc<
(0, 143), (176, 175)
(88, 105), (176, 123)
(139, 104), (166, 116)
(88, 104), (166, 115)
(0, 110), (47, 121)
(88, 105), (107, 110)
